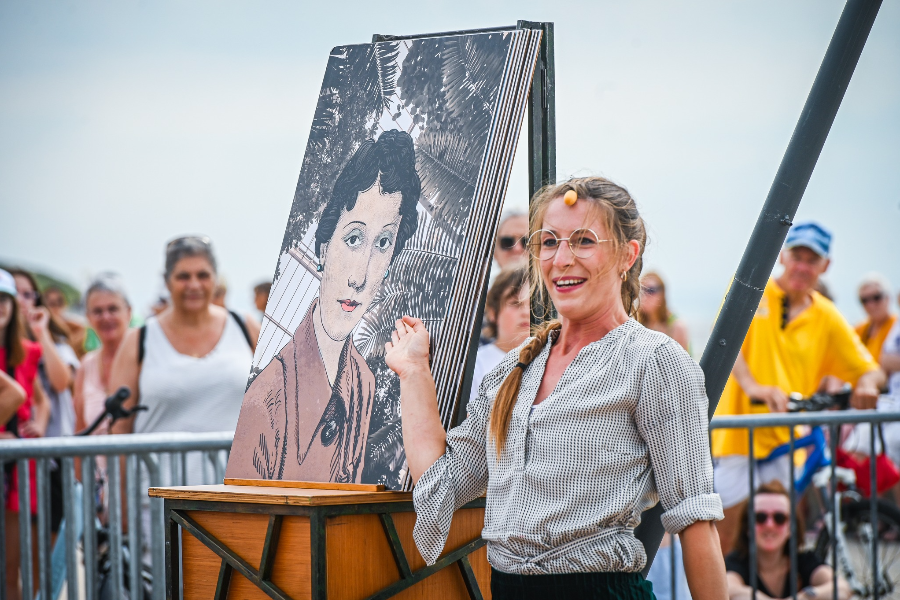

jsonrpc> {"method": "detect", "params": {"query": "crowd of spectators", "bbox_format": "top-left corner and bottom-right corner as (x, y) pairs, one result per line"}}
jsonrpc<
(1, 215), (899, 599)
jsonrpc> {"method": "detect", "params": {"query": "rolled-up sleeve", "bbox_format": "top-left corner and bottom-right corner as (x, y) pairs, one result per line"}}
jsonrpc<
(412, 383), (491, 565)
(635, 341), (723, 534)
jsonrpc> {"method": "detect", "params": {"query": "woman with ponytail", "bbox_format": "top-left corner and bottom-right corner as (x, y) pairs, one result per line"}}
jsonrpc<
(386, 177), (726, 599)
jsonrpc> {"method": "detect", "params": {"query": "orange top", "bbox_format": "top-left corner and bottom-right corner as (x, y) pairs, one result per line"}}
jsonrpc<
(855, 314), (898, 362)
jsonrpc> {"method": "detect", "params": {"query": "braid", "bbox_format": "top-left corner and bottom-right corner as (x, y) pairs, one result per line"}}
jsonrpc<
(488, 320), (561, 455)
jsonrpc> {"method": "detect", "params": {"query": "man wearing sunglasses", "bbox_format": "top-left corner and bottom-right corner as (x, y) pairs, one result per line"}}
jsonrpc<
(712, 221), (886, 554)
(492, 210), (529, 272)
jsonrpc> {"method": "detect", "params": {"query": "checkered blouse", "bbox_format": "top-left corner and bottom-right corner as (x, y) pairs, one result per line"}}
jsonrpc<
(412, 319), (723, 574)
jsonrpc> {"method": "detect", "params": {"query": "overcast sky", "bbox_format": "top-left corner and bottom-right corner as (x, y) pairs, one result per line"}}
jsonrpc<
(1, 0), (897, 355)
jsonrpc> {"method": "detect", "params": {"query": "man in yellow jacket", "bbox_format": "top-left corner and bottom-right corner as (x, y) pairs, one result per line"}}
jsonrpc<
(712, 221), (885, 554)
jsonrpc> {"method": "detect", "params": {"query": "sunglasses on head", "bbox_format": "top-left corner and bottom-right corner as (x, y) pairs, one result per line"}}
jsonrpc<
(755, 511), (788, 526)
(167, 235), (212, 250)
(860, 293), (884, 305)
(498, 236), (528, 251)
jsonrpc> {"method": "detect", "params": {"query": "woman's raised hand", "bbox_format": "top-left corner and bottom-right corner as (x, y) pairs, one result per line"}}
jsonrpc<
(385, 316), (431, 379)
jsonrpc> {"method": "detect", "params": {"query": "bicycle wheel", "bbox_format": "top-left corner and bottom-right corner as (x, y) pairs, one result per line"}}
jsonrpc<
(815, 499), (900, 599)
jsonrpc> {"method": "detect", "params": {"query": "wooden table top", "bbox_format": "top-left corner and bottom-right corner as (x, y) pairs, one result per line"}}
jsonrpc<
(148, 484), (413, 506)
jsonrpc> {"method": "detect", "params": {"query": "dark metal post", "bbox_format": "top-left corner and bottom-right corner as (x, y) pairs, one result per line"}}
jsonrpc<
(637, 0), (883, 574)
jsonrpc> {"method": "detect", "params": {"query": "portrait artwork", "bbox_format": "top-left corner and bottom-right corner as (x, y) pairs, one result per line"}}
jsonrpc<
(226, 29), (542, 490)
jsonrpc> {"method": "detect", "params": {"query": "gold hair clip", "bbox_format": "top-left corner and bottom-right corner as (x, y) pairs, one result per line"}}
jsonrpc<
(564, 190), (578, 206)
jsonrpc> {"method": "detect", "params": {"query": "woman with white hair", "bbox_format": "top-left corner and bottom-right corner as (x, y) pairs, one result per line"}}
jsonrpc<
(74, 274), (133, 437)
(855, 274), (896, 362)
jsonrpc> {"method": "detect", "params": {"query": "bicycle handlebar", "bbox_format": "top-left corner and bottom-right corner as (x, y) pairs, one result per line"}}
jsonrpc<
(75, 387), (147, 436)
(749, 383), (852, 413)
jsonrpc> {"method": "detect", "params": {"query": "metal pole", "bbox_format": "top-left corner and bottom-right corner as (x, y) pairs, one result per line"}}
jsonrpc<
(638, 0), (883, 573)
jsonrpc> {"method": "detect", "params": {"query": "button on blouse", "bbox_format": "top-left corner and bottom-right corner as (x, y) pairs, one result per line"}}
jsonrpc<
(412, 319), (723, 574)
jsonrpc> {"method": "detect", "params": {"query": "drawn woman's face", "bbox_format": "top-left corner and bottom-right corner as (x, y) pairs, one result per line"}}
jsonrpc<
(319, 181), (403, 341)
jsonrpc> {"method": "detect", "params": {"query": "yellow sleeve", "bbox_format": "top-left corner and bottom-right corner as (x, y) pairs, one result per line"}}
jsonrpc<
(823, 311), (879, 385)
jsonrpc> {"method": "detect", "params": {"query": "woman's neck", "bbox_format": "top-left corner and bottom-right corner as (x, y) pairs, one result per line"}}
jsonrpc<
(869, 314), (889, 329)
(99, 337), (123, 361)
(755, 548), (787, 572)
(557, 305), (629, 356)
(169, 305), (213, 328)
(313, 302), (346, 386)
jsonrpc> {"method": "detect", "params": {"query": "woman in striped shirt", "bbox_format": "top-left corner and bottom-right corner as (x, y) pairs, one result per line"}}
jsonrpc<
(386, 177), (727, 599)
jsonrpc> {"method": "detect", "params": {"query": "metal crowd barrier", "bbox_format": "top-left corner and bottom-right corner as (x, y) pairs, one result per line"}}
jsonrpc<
(706, 409), (900, 600)
(0, 431), (233, 600)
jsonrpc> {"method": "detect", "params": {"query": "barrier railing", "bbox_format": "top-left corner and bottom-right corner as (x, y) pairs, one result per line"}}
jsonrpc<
(0, 431), (233, 600)
(4, 413), (899, 600)
(704, 409), (900, 600)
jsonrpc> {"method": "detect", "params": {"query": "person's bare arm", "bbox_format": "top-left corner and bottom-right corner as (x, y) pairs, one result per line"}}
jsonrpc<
(680, 520), (729, 600)
(108, 328), (141, 435)
(73, 364), (87, 433)
(851, 368), (886, 410)
(21, 376), (50, 438)
(0, 370), (25, 424)
(732, 351), (789, 412)
(28, 307), (71, 392)
(671, 319), (690, 352)
(385, 316), (447, 484)
(244, 313), (261, 353)
(797, 564), (850, 600)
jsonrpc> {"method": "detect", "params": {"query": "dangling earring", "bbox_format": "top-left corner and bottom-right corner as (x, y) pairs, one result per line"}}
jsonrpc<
(621, 270), (628, 282)
(316, 263), (324, 273)
(383, 268), (390, 280)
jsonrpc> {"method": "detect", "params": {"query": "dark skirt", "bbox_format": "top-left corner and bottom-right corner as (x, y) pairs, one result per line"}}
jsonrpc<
(490, 567), (656, 600)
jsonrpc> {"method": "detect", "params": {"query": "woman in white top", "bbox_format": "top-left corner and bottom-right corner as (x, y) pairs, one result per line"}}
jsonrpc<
(385, 178), (727, 599)
(110, 236), (260, 480)
(470, 266), (531, 403)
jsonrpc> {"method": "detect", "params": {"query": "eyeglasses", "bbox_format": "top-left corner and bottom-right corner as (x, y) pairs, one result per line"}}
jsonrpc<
(755, 511), (788, 526)
(642, 285), (661, 296)
(860, 293), (885, 305)
(19, 290), (38, 301)
(528, 228), (610, 261)
(498, 236), (528, 252)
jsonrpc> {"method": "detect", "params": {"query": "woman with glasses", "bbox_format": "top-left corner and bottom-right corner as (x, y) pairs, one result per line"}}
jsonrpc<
(386, 177), (726, 599)
(855, 274), (896, 363)
(726, 481), (849, 600)
(109, 237), (258, 479)
(638, 272), (690, 352)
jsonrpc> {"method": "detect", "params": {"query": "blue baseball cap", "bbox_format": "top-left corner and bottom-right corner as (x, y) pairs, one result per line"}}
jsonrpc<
(784, 221), (832, 258)
(0, 269), (17, 297)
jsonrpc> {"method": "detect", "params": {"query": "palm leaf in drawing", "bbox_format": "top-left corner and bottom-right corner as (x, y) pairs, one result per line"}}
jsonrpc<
(441, 35), (508, 137)
(355, 249), (458, 357)
(279, 42), (402, 272)
(415, 129), (482, 240)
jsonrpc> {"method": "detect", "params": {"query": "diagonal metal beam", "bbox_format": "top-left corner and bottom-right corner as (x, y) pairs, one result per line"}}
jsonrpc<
(171, 510), (293, 600)
(637, 0), (884, 576)
(457, 555), (485, 600)
(214, 559), (233, 600)
(362, 537), (488, 600)
(260, 515), (283, 582)
(379, 513), (413, 579)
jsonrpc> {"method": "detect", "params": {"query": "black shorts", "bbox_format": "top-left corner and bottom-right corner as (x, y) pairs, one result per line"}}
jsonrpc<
(490, 568), (656, 600)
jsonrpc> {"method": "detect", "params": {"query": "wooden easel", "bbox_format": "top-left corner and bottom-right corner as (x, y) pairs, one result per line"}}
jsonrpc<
(157, 21), (556, 600)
